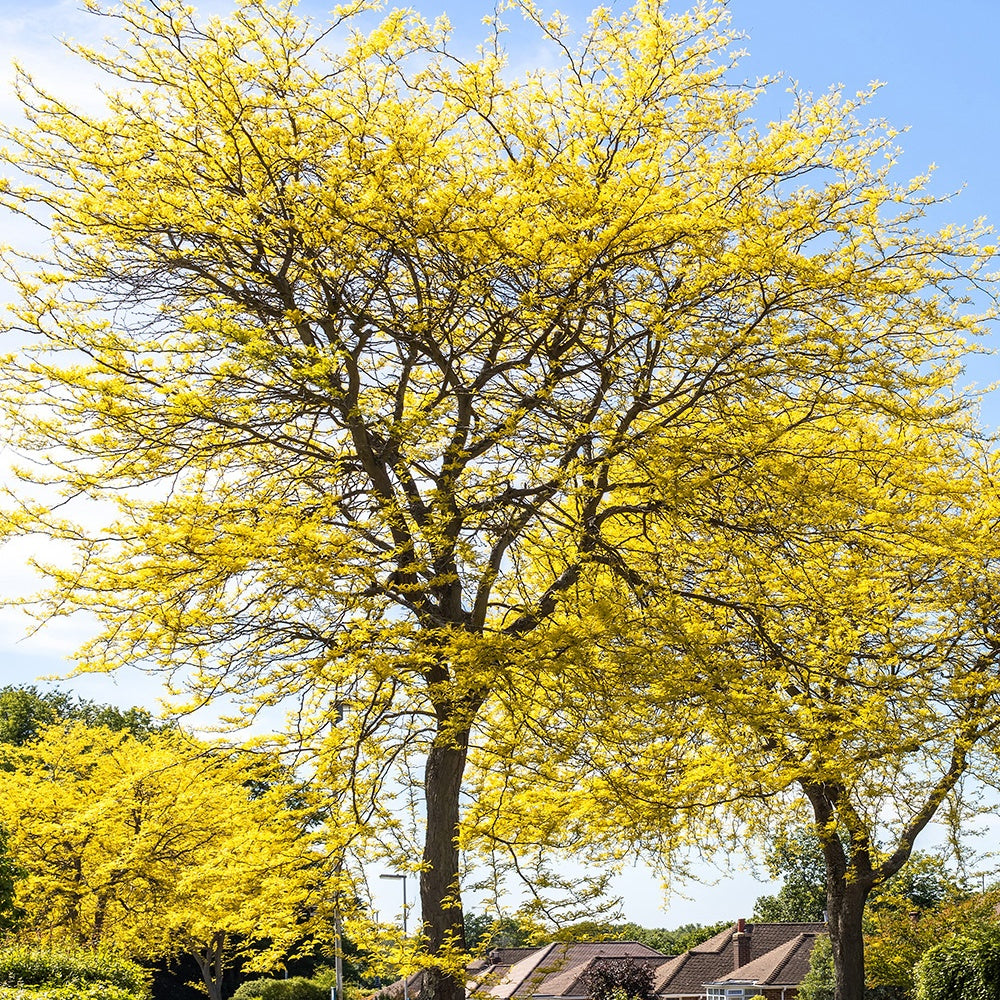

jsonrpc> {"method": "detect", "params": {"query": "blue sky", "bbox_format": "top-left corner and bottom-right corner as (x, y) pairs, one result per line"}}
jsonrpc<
(1, 0), (998, 926)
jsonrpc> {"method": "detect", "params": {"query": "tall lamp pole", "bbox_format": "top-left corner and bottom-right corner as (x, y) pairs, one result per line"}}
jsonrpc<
(380, 873), (409, 1000)
(333, 893), (344, 1000)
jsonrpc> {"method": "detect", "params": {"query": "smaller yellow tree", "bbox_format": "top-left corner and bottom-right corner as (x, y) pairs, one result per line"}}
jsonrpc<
(0, 722), (336, 1000)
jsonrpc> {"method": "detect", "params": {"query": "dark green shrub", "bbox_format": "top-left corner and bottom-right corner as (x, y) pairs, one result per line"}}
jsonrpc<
(232, 977), (328, 1000)
(915, 929), (1000, 1000)
(0, 946), (149, 998)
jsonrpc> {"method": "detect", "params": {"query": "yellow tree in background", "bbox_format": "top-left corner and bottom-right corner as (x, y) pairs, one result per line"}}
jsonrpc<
(467, 414), (1000, 1000)
(0, 1), (996, 997)
(0, 723), (333, 1000)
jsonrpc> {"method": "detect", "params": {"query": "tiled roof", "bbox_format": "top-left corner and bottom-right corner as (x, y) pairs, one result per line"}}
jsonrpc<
(473, 943), (560, 999)
(741, 923), (827, 963)
(556, 954), (667, 998)
(467, 941), (668, 1000)
(516, 942), (665, 998)
(656, 923), (826, 997)
(495, 949), (547, 966)
(654, 951), (730, 996)
(713, 933), (824, 987)
(379, 922), (827, 1000)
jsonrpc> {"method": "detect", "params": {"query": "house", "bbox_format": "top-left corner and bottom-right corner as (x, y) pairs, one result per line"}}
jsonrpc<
(469, 940), (669, 999)
(378, 921), (826, 1000)
(655, 920), (826, 1000)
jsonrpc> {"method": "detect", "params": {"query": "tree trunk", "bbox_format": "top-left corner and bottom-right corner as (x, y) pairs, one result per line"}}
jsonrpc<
(192, 932), (227, 1000)
(826, 879), (870, 1000)
(90, 891), (107, 948)
(420, 727), (470, 1000)
(802, 780), (876, 1000)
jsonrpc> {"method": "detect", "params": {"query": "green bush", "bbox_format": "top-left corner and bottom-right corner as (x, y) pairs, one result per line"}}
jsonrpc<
(286, 982), (329, 1000)
(232, 977), (328, 1000)
(915, 929), (1000, 1000)
(0, 946), (149, 998)
(0, 986), (141, 999)
(232, 982), (272, 1000)
(309, 968), (336, 990)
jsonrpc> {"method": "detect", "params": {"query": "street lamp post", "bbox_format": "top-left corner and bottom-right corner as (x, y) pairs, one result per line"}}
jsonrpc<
(333, 894), (344, 1000)
(380, 873), (409, 1000)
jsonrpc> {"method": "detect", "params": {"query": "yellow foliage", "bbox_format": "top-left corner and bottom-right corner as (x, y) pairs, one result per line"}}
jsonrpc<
(0, 0), (996, 986)
(0, 723), (336, 995)
(467, 410), (1000, 995)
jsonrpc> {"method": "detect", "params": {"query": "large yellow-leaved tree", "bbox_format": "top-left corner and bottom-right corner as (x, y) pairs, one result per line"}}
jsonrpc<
(0, 2), (995, 997)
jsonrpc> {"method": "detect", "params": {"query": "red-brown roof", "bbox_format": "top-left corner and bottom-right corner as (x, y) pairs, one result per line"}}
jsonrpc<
(712, 932), (823, 987)
(376, 922), (827, 1000)
(655, 923), (826, 998)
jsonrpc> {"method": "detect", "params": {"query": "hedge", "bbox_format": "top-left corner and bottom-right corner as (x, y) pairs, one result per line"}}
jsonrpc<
(914, 929), (1000, 1000)
(232, 977), (329, 1000)
(0, 946), (149, 999)
(0, 986), (141, 1000)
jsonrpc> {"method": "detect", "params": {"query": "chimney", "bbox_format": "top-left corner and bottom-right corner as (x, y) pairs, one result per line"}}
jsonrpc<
(732, 918), (751, 971)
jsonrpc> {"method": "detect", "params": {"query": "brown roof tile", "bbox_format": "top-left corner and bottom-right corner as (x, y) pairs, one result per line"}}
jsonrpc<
(558, 954), (666, 998)
(472, 942), (561, 999)
(742, 923), (827, 963)
(657, 922), (826, 997)
(383, 922), (828, 1000)
(520, 942), (665, 998)
(714, 933), (825, 986)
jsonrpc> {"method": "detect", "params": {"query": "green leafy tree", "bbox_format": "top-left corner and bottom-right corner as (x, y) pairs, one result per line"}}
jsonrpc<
(754, 888), (826, 925)
(0, 687), (67, 746)
(753, 829), (829, 922)
(464, 913), (542, 954)
(753, 828), (968, 923)
(547, 921), (637, 944)
(798, 936), (835, 1000)
(636, 923), (732, 956)
(914, 927), (1000, 1000)
(543, 920), (730, 956)
(0, 686), (167, 748)
(865, 891), (999, 1000)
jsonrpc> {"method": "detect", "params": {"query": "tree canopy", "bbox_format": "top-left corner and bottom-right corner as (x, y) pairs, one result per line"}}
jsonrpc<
(0, 721), (333, 1000)
(468, 414), (1000, 1000)
(0, 685), (166, 746)
(1, 2), (997, 999)
(752, 828), (967, 923)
